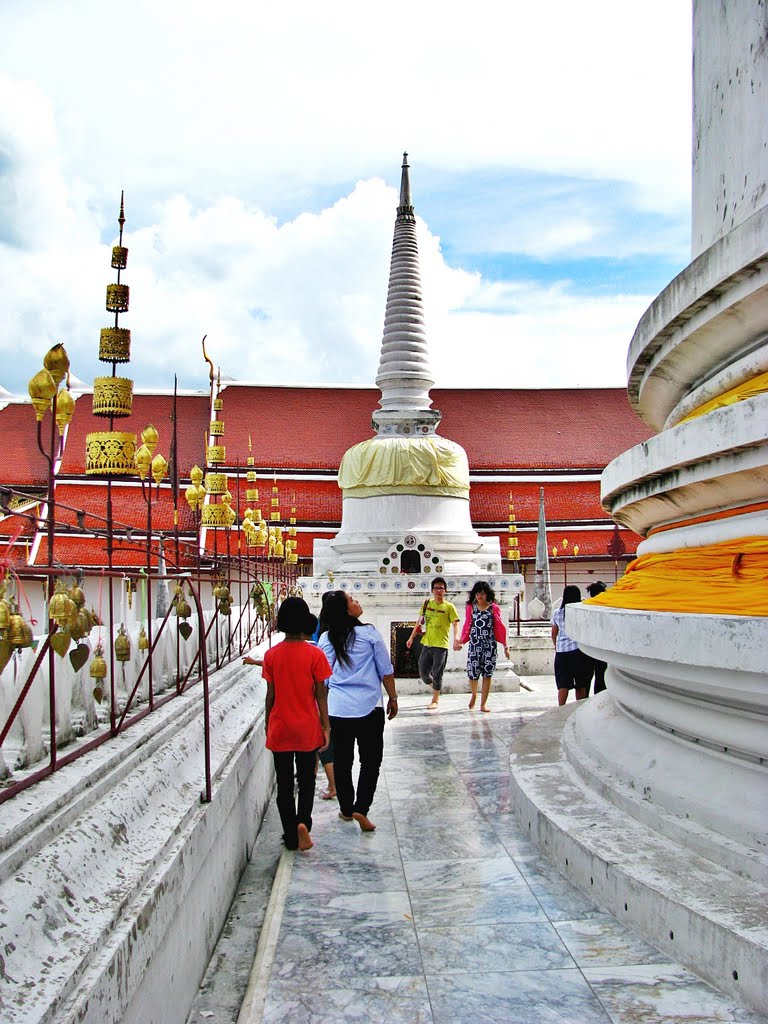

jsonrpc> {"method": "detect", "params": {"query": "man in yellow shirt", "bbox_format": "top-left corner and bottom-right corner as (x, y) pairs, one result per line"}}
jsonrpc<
(406, 577), (460, 710)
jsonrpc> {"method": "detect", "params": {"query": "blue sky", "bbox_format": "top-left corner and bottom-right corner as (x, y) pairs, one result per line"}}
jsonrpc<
(0, 0), (692, 395)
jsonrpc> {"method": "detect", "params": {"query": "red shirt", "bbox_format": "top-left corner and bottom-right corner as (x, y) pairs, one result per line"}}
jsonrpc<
(261, 640), (331, 752)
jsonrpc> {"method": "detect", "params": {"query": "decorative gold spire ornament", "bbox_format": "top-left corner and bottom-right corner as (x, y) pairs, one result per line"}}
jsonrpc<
(43, 343), (70, 387)
(28, 368), (58, 421)
(86, 192), (137, 476)
(507, 493), (520, 564)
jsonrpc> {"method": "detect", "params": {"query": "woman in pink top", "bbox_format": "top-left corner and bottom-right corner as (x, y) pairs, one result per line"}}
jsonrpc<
(457, 582), (510, 712)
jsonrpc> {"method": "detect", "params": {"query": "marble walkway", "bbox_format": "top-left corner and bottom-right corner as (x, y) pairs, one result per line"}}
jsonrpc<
(188, 680), (766, 1024)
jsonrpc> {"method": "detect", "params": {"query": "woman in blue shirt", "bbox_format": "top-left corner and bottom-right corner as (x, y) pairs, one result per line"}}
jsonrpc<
(318, 590), (398, 832)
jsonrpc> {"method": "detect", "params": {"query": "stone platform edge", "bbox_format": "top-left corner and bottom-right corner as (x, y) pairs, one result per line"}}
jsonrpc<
(509, 703), (768, 1014)
(0, 662), (273, 1024)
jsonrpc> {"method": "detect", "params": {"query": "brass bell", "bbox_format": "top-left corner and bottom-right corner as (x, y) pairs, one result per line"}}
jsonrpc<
(69, 610), (90, 641)
(0, 596), (12, 633)
(218, 599), (231, 616)
(137, 627), (150, 651)
(49, 582), (75, 625)
(89, 643), (107, 680)
(70, 584), (86, 608)
(114, 624), (131, 663)
(9, 612), (32, 649)
(175, 597), (191, 619)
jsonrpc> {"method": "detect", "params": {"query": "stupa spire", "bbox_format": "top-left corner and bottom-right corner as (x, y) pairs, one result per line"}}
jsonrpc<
(372, 153), (440, 436)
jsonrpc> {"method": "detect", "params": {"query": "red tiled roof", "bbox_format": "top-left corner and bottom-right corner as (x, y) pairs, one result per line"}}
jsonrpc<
(214, 385), (651, 471)
(59, 393), (210, 475)
(35, 535), (199, 569)
(0, 404), (52, 485)
(487, 526), (638, 558)
(53, 483), (199, 532)
(0, 512), (38, 538)
(470, 481), (607, 523)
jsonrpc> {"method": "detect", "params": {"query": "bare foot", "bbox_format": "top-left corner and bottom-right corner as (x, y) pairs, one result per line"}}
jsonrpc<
(352, 812), (376, 832)
(427, 701), (439, 710)
(468, 693), (477, 710)
(338, 812), (353, 821)
(297, 823), (314, 851)
(321, 789), (337, 800)
(480, 706), (491, 713)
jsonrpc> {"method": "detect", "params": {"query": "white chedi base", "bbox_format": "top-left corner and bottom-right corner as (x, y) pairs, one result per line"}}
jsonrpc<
(312, 494), (502, 577)
(566, 602), (768, 880)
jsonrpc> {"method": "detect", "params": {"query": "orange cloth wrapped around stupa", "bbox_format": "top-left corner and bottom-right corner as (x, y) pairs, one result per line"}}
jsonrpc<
(584, 536), (768, 616)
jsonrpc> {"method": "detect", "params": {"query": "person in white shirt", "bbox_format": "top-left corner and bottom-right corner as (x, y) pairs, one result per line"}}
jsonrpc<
(318, 591), (398, 832)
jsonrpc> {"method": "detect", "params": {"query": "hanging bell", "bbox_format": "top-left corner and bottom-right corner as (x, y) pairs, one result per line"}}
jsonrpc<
(175, 596), (191, 619)
(0, 595), (12, 633)
(69, 584), (86, 609)
(49, 581), (75, 625)
(9, 612), (32, 649)
(137, 627), (150, 651)
(114, 624), (131, 663)
(218, 599), (231, 616)
(89, 643), (107, 680)
(68, 610), (90, 641)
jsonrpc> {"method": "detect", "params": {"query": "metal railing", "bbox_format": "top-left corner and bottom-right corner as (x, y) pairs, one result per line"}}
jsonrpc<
(0, 560), (297, 806)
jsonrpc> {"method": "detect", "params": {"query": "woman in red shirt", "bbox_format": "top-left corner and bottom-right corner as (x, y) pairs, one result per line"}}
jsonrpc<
(246, 597), (331, 851)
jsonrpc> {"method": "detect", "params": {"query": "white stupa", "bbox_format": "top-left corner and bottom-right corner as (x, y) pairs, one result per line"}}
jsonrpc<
(311, 153), (503, 580)
(300, 154), (523, 681)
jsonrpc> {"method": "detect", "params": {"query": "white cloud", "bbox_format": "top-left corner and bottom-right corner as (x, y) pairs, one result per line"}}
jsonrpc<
(0, 0), (692, 394)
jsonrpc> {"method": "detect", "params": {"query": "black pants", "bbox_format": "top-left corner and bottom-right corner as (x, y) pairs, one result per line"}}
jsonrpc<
(272, 750), (317, 850)
(330, 707), (385, 818)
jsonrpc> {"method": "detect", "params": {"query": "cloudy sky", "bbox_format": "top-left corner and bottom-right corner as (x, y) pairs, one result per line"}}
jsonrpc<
(0, 1), (692, 396)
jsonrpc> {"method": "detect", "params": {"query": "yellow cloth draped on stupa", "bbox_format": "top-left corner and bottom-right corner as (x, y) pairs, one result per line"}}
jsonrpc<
(585, 536), (768, 616)
(338, 436), (470, 498)
(679, 370), (768, 423)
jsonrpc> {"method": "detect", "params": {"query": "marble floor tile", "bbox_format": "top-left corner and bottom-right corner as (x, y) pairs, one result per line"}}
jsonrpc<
(524, 880), (604, 922)
(403, 854), (525, 892)
(417, 921), (573, 974)
(582, 962), (768, 1023)
(283, 888), (412, 928)
(409, 878), (547, 928)
(272, 919), (421, 987)
(289, 853), (407, 897)
(459, 770), (515, 814)
(396, 819), (508, 861)
(426, 968), (613, 1024)
(389, 798), (481, 827)
(262, 975), (433, 1024)
(554, 914), (672, 967)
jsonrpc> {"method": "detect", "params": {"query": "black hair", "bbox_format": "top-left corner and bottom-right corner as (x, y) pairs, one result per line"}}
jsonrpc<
(467, 581), (495, 606)
(276, 596), (316, 635)
(322, 590), (361, 667)
(561, 585), (582, 607)
(431, 576), (448, 592)
(586, 581), (607, 598)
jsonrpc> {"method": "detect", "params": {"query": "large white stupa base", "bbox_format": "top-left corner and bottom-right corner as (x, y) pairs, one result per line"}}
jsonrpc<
(510, 701), (768, 1014)
(511, 601), (768, 1013)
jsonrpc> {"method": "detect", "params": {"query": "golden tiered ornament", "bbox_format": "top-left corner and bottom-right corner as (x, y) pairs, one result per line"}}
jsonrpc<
(86, 192), (136, 476)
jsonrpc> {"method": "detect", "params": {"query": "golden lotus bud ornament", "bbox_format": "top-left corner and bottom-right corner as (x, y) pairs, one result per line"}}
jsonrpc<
(141, 424), (159, 454)
(28, 368), (58, 421)
(43, 344), (70, 386)
(151, 453), (167, 485)
(55, 389), (75, 433)
(135, 444), (152, 480)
